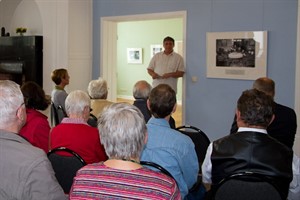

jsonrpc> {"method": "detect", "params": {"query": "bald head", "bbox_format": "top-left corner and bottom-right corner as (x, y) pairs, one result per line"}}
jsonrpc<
(252, 77), (275, 98)
(133, 80), (152, 100)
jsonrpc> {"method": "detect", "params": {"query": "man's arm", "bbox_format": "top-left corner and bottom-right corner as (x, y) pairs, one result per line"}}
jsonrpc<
(147, 69), (161, 79)
(180, 141), (199, 189)
(162, 70), (185, 79)
(202, 143), (213, 185)
(24, 157), (66, 200)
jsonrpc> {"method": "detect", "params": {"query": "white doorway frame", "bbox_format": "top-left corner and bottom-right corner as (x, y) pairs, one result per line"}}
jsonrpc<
(294, 2), (300, 155)
(100, 11), (187, 124)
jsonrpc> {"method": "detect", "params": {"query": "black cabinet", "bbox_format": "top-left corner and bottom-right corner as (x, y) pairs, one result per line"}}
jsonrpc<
(0, 36), (43, 86)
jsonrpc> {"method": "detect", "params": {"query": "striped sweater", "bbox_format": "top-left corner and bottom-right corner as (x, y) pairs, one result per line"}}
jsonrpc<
(69, 162), (181, 200)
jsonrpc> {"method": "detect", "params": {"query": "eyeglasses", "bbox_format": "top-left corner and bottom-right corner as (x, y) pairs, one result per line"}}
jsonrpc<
(16, 102), (25, 116)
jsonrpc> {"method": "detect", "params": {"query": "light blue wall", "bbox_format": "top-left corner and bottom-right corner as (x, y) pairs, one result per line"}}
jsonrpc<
(93, 0), (298, 141)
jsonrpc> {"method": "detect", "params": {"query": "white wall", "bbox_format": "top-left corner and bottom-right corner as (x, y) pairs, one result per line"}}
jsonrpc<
(0, 0), (93, 95)
(0, 0), (21, 32)
(10, 0), (42, 36)
(67, 0), (92, 92)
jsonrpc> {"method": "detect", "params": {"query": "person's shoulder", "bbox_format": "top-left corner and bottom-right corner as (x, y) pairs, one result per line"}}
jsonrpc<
(275, 102), (296, 113)
(156, 51), (164, 56)
(213, 133), (234, 144)
(104, 100), (114, 106)
(14, 141), (47, 163)
(27, 109), (48, 120)
(76, 124), (98, 133)
(78, 162), (104, 172)
(56, 90), (68, 96)
(169, 129), (195, 146)
(267, 134), (294, 151)
(172, 51), (183, 58)
(141, 167), (175, 181)
(274, 103), (297, 120)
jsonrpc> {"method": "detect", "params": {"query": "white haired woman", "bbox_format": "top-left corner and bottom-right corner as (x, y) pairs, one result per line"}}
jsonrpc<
(87, 77), (114, 118)
(69, 103), (181, 199)
(50, 90), (107, 164)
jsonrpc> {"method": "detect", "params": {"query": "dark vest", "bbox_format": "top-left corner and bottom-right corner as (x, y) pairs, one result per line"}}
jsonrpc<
(211, 131), (293, 198)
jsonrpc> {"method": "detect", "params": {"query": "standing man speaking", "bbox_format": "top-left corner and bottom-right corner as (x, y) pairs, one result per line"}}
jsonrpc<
(147, 36), (185, 93)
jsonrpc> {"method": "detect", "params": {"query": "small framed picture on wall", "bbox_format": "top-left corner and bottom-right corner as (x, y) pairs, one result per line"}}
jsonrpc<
(150, 44), (163, 58)
(127, 48), (143, 64)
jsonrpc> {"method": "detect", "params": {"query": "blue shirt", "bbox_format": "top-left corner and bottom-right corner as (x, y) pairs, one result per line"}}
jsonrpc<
(141, 117), (199, 198)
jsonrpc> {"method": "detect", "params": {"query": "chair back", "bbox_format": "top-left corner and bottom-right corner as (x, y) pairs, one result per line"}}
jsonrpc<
(213, 172), (283, 200)
(140, 161), (174, 180)
(50, 102), (67, 127)
(176, 125), (210, 167)
(87, 113), (98, 127)
(47, 147), (86, 194)
(50, 102), (59, 127)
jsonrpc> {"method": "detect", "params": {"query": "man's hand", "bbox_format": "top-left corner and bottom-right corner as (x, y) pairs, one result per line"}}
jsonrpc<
(148, 69), (161, 79)
(152, 72), (161, 79)
(162, 71), (184, 79)
(162, 73), (172, 79)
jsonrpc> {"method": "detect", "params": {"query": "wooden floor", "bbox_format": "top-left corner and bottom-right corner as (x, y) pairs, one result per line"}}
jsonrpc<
(117, 98), (182, 127)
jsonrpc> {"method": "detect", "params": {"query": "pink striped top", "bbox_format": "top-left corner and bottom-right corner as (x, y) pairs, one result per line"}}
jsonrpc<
(69, 162), (181, 200)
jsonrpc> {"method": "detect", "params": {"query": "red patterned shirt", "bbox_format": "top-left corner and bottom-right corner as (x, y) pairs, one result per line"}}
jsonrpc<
(69, 162), (181, 200)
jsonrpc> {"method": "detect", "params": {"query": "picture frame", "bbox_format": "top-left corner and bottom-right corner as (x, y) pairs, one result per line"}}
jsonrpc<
(127, 48), (143, 64)
(150, 44), (163, 58)
(206, 31), (268, 80)
(174, 40), (183, 56)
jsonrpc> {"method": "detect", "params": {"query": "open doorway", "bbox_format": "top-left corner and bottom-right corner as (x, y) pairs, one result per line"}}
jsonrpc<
(100, 11), (186, 126)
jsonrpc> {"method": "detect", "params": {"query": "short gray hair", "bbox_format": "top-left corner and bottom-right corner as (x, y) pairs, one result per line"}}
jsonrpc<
(65, 90), (90, 116)
(98, 103), (147, 160)
(0, 80), (24, 128)
(87, 78), (108, 99)
(133, 80), (152, 99)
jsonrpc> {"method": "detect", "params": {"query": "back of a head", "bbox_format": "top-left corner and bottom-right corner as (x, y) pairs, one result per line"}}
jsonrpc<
(0, 80), (24, 128)
(88, 78), (108, 99)
(237, 89), (274, 128)
(65, 90), (90, 116)
(252, 77), (275, 98)
(149, 84), (176, 118)
(51, 68), (67, 85)
(98, 103), (147, 160)
(133, 80), (152, 100)
(21, 81), (49, 111)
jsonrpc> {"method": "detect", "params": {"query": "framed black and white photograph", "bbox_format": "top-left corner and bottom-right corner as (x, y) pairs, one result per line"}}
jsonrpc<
(127, 48), (143, 64)
(206, 31), (268, 80)
(150, 45), (163, 58)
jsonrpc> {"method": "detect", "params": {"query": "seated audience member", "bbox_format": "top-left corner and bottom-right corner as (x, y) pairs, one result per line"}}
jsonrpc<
(141, 84), (204, 199)
(230, 77), (297, 149)
(203, 89), (293, 199)
(50, 90), (107, 164)
(133, 80), (152, 122)
(19, 81), (51, 153)
(69, 103), (181, 199)
(51, 68), (70, 110)
(0, 80), (66, 200)
(87, 77), (113, 118)
(133, 80), (176, 128)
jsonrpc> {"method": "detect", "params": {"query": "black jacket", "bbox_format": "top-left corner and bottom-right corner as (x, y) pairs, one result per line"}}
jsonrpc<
(211, 131), (293, 198)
